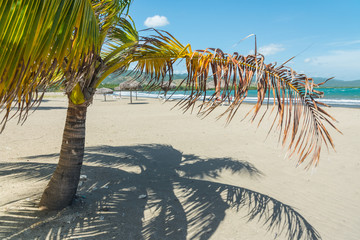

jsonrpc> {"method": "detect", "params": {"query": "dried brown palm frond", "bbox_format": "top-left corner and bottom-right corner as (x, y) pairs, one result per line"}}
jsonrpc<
(130, 29), (340, 167)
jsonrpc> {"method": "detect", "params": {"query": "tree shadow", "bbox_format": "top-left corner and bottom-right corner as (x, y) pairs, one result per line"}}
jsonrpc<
(0, 144), (320, 240)
(31, 106), (67, 110)
(10, 106), (67, 111)
(127, 102), (149, 105)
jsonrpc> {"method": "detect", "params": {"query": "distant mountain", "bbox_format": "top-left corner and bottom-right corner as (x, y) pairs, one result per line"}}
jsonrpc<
(312, 77), (360, 88)
(102, 71), (191, 85)
(102, 72), (360, 88)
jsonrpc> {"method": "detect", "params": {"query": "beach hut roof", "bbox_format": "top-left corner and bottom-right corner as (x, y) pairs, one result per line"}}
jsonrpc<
(119, 80), (142, 90)
(205, 80), (227, 90)
(96, 87), (113, 94)
(160, 81), (177, 91)
(206, 81), (215, 90)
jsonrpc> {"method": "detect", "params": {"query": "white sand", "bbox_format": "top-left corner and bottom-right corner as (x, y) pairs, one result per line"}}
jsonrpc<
(0, 94), (359, 239)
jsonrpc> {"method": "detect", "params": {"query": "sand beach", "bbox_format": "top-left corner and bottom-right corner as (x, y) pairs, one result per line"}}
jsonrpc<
(0, 93), (359, 239)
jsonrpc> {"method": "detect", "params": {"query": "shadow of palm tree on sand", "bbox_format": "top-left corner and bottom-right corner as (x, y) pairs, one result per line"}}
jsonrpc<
(0, 144), (320, 239)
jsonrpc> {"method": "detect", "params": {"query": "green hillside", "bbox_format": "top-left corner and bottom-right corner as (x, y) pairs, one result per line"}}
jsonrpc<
(100, 72), (360, 89)
(312, 77), (360, 88)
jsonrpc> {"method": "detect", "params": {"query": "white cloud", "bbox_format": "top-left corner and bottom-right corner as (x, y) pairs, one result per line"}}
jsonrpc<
(259, 44), (285, 56)
(302, 49), (360, 80)
(144, 15), (169, 28)
(308, 50), (360, 66)
(327, 40), (360, 47)
(174, 69), (188, 75)
(249, 44), (285, 56)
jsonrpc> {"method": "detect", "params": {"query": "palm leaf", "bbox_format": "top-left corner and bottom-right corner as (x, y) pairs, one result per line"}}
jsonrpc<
(91, 0), (132, 45)
(0, 0), (134, 128)
(89, 17), (139, 89)
(129, 30), (340, 167)
(0, 0), (99, 131)
(67, 1), (134, 103)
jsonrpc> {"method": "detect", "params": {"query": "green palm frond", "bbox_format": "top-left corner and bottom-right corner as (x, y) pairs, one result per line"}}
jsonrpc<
(129, 30), (339, 167)
(92, 0), (132, 45)
(93, 17), (139, 88)
(102, 16), (138, 60)
(0, 0), (133, 127)
(0, 0), (99, 131)
(66, 1), (134, 104)
(129, 29), (191, 91)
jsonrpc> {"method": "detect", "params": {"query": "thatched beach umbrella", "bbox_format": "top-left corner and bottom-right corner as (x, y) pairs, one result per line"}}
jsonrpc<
(206, 81), (215, 90)
(96, 87), (113, 101)
(206, 80), (226, 100)
(114, 86), (121, 99)
(160, 81), (177, 91)
(119, 80), (142, 103)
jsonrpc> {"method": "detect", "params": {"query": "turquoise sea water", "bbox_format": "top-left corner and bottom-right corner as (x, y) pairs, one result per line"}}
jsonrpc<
(114, 88), (360, 108)
(315, 88), (360, 108)
(319, 88), (360, 100)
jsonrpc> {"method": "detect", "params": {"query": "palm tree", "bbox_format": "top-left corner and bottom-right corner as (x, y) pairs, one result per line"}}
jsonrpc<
(0, 0), (339, 213)
(1, 0), (133, 210)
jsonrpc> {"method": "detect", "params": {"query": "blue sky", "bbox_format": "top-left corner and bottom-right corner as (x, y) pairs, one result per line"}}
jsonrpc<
(128, 0), (360, 80)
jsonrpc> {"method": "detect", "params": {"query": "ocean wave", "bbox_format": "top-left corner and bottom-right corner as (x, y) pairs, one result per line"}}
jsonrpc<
(112, 91), (360, 107)
(320, 98), (360, 106)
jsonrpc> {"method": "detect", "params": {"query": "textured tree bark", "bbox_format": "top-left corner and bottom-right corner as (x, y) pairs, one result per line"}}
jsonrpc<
(39, 101), (88, 210)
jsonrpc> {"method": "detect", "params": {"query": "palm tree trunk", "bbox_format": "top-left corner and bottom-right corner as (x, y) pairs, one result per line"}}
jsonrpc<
(39, 100), (88, 210)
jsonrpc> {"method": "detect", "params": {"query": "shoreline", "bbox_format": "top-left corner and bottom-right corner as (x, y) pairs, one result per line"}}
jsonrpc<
(43, 91), (360, 109)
